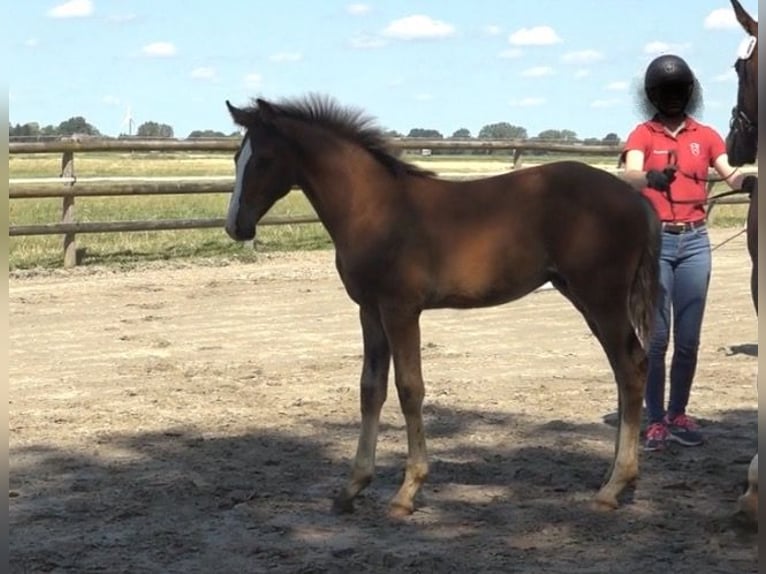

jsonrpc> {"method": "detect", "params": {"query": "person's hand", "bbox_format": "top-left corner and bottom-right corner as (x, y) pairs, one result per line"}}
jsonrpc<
(645, 166), (677, 191)
(741, 174), (757, 197)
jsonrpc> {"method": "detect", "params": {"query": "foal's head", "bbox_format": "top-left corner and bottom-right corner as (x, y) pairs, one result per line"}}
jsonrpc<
(224, 95), (433, 241)
(726, 0), (758, 166)
(225, 99), (297, 241)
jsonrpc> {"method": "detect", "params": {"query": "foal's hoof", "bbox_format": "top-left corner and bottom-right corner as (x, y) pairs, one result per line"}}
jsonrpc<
(590, 495), (619, 512)
(332, 496), (355, 514)
(387, 501), (414, 519)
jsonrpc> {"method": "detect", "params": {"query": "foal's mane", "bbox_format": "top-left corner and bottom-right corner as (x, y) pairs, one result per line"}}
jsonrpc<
(240, 94), (434, 178)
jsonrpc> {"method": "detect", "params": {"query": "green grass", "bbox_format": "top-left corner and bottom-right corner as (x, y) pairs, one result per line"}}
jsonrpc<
(9, 152), (750, 270)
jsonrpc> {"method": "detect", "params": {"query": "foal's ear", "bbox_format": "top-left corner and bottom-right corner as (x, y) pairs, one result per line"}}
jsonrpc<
(225, 100), (250, 127)
(256, 98), (279, 125)
(731, 0), (758, 36)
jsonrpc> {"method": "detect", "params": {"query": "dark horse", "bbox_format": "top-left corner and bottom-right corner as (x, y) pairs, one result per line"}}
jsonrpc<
(224, 94), (660, 516)
(726, 0), (758, 312)
(726, 0), (759, 525)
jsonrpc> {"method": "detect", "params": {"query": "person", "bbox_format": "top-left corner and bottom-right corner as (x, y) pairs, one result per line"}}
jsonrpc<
(620, 54), (756, 451)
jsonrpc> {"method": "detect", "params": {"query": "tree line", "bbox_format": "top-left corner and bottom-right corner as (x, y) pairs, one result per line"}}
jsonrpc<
(9, 116), (621, 144)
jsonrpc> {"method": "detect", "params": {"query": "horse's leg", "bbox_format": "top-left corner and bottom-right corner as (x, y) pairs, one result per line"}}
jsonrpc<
(554, 283), (647, 508)
(380, 308), (428, 517)
(333, 305), (391, 513)
(747, 192), (757, 312)
(590, 314), (646, 509)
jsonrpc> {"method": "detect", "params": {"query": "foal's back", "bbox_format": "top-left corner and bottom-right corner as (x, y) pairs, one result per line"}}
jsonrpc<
(343, 161), (653, 309)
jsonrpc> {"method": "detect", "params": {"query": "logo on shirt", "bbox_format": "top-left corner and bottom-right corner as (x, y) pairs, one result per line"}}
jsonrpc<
(689, 142), (700, 156)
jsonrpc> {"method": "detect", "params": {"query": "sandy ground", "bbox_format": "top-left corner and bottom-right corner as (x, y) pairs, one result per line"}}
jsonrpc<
(9, 228), (758, 574)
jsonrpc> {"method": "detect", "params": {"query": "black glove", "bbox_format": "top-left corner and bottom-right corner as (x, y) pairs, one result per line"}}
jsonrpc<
(645, 167), (677, 192)
(741, 174), (757, 197)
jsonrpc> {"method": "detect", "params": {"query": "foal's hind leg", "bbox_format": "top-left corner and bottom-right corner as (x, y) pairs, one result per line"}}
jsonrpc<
(590, 315), (646, 509)
(333, 305), (391, 513)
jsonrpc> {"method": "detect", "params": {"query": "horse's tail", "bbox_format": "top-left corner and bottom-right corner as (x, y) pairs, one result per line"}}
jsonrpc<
(629, 195), (661, 350)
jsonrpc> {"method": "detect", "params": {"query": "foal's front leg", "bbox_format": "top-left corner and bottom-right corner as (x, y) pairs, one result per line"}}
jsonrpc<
(381, 308), (429, 517)
(333, 305), (390, 513)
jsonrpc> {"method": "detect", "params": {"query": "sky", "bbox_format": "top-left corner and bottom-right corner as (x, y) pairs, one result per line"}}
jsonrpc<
(7, 0), (758, 140)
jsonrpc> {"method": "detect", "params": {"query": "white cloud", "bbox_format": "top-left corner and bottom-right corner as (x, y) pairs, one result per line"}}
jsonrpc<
(521, 66), (554, 77)
(509, 97), (546, 107)
(643, 41), (691, 55)
(349, 34), (386, 49)
(498, 48), (523, 59)
(347, 3), (371, 15)
(191, 67), (217, 80)
(269, 52), (303, 63)
(102, 95), (121, 105)
(382, 15), (456, 40)
(703, 8), (738, 30)
(562, 49), (603, 64)
(484, 25), (502, 36)
(244, 73), (263, 89)
(712, 69), (737, 83)
(24, 37), (39, 48)
(590, 98), (621, 108)
(47, 0), (93, 18)
(574, 69), (590, 79)
(142, 42), (177, 57)
(508, 26), (562, 46)
(413, 93), (434, 101)
(605, 80), (628, 91)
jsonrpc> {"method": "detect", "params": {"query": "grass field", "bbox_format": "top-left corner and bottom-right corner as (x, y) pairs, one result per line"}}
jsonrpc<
(9, 151), (750, 270)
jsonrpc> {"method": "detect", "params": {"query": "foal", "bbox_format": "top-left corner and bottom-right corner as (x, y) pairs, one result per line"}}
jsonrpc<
(224, 95), (660, 516)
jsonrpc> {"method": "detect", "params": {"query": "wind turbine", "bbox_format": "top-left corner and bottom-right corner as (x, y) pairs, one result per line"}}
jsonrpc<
(121, 104), (134, 136)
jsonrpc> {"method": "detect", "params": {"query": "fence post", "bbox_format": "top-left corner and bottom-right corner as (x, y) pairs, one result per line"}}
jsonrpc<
(60, 148), (77, 267)
(512, 148), (523, 170)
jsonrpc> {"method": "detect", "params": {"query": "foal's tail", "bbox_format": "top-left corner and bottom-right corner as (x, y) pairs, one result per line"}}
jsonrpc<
(629, 195), (661, 350)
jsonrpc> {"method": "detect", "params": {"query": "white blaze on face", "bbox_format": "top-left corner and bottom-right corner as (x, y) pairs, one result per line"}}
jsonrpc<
(737, 36), (757, 60)
(226, 137), (253, 236)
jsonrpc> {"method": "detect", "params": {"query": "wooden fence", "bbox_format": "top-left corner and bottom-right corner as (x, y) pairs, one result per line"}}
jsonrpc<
(9, 137), (754, 267)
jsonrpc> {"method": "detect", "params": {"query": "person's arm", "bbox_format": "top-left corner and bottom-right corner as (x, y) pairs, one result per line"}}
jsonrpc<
(619, 149), (676, 191)
(620, 150), (649, 190)
(711, 153), (754, 190)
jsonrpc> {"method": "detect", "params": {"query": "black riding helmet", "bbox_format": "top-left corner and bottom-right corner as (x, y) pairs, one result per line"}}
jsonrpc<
(644, 54), (696, 117)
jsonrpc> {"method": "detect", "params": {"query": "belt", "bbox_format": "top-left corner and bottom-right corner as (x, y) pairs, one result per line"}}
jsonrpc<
(661, 220), (706, 234)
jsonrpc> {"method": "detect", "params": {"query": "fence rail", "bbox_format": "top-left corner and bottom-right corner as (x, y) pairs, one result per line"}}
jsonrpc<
(9, 137), (754, 267)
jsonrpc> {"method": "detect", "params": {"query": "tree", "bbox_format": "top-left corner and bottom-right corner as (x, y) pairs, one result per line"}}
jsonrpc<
(136, 121), (174, 138)
(383, 129), (403, 138)
(536, 129), (562, 141)
(57, 116), (100, 136)
(406, 128), (443, 139)
(9, 122), (40, 137)
(602, 132), (620, 145)
(560, 129), (578, 141)
(187, 129), (227, 139)
(451, 128), (471, 138)
(478, 122), (527, 140)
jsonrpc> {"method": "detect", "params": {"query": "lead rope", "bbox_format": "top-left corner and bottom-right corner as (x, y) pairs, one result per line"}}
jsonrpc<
(711, 228), (747, 252)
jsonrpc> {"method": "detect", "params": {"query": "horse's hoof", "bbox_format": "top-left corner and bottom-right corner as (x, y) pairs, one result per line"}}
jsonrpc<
(590, 496), (619, 512)
(332, 496), (355, 514)
(387, 501), (414, 519)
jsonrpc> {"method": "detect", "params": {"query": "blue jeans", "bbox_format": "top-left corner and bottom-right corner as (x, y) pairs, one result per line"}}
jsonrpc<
(645, 226), (711, 424)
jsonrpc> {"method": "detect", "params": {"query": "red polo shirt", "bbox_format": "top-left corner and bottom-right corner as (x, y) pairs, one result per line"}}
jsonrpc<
(623, 116), (726, 222)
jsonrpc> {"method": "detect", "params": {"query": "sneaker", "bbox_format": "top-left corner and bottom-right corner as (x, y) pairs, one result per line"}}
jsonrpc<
(644, 422), (669, 451)
(665, 413), (703, 447)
